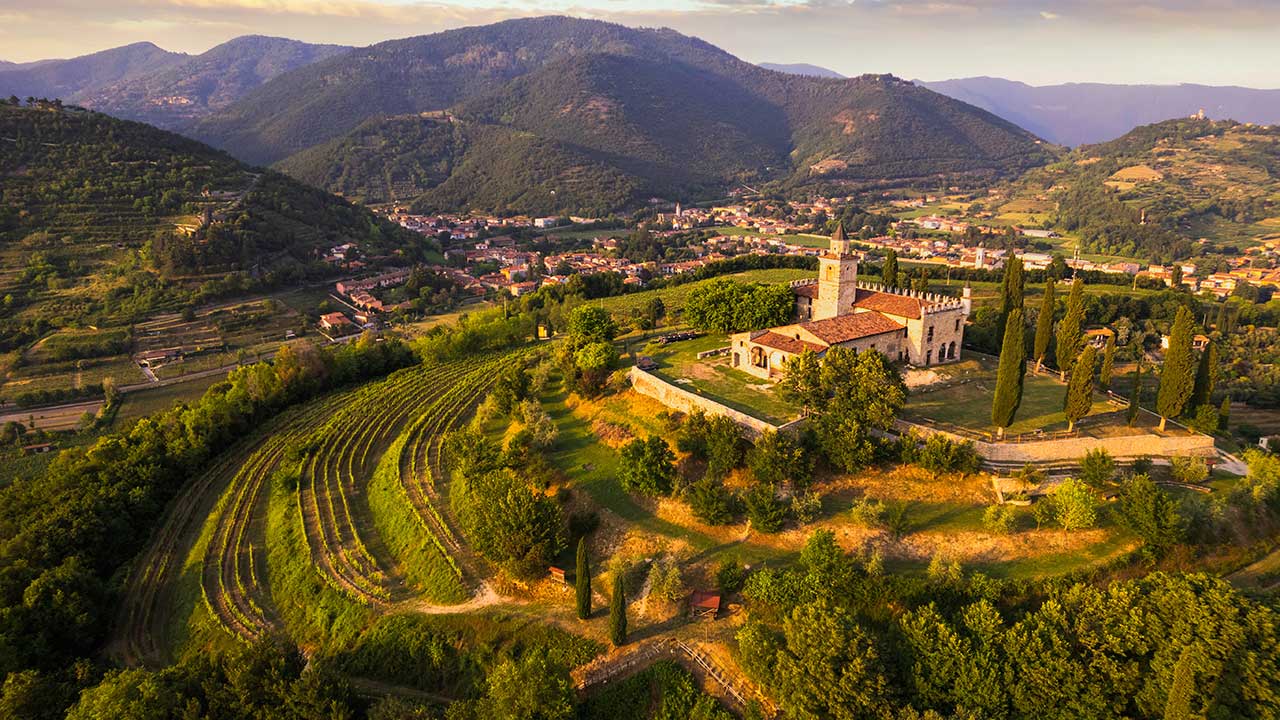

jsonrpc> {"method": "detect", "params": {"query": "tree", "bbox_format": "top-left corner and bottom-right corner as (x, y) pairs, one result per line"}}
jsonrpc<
(1219, 396), (1231, 431)
(575, 538), (591, 620)
(1064, 345), (1097, 432)
(566, 305), (617, 346)
(1163, 648), (1195, 720)
(748, 430), (811, 489)
(1033, 278), (1056, 371)
(619, 436), (676, 495)
(1189, 341), (1218, 411)
(814, 348), (907, 472)
(780, 349), (824, 412)
(609, 572), (627, 647)
(744, 484), (788, 533)
(1078, 447), (1115, 487)
(644, 297), (666, 329)
(703, 415), (745, 480)
(1170, 264), (1184, 289)
(1128, 365), (1143, 426)
(767, 601), (890, 719)
(687, 477), (738, 525)
(881, 249), (899, 289)
(1054, 477), (1098, 530)
(998, 256), (1025, 344)
(1116, 474), (1183, 555)
(1055, 278), (1085, 378)
(991, 308), (1026, 438)
(481, 654), (574, 720)
(1157, 306), (1196, 431)
(1099, 334), (1116, 389)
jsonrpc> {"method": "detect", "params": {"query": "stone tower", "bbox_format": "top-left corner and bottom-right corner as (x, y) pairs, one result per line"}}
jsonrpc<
(814, 222), (859, 320)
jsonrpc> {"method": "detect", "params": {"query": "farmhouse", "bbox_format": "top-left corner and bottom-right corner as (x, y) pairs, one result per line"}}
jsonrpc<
(730, 225), (970, 379)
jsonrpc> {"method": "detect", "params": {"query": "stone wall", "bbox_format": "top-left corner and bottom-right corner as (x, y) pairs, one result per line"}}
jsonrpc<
(896, 419), (1217, 466)
(628, 367), (803, 438)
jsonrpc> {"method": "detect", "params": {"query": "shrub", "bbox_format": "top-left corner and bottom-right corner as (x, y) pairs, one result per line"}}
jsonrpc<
(1170, 455), (1209, 485)
(792, 490), (823, 525)
(849, 497), (886, 528)
(1079, 448), (1116, 487)
(647, 558), (686, 605)
(619, 436), (677, 496)
(917, 434), (981, 474)
(983, 504), (1018, 535)
(686, 477), (739, 525)
(716, 562), (748, 594)
(1054, 478), (1098, 531)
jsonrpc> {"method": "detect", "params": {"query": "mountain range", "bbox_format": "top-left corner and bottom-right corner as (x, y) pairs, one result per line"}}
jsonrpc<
(920, 77), (1280, 146)
(190, 17), (1051, 214)
(0, 36), (349, 129)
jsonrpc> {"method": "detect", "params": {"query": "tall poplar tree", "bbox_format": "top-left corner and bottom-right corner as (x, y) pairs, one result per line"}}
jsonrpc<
(1033, 278), (1056, 371)
(1189, 341), (1218, 410)
(575, 537), (591, 620)
(997, 256), (1025, 344)
(1163, 648), (1195, 720)
(1157, 306), (1196, 431)
(992, 309), (1026, 439)
(609, 573), (627, 647)
(1055, 278), (1085, 379)
(1099, 334), (1116, 389)
(881, 250), (899, 289)
(1064, 345), (1097, 432)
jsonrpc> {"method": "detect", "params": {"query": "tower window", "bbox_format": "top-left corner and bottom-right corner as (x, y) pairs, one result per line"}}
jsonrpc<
(955, 318), (961, 331)
(927, 326), (934, 342)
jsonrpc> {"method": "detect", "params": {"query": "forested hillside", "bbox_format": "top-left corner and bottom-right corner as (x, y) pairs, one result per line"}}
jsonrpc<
(0, 101), (427, 349)
(994, 117), (1280, 260)
(191, 17), (1052, 214)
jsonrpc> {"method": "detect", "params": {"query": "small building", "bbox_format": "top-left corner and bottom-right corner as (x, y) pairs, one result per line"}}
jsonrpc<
(690, 590), (722, 619)
(319, 312), (355, 333)
(1160, 333), (1211, 352)
(548, 566), (567, 584)
(22, 443), (53, 455)
(1084, 327), (1115, 349)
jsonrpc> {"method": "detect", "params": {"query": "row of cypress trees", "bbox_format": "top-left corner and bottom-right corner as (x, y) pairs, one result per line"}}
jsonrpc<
(575, 537), (628, 647)
(991, 262), (1208, 437)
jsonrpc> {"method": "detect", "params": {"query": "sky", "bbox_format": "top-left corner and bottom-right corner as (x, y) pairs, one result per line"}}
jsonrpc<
(1, 0), (1279, 87)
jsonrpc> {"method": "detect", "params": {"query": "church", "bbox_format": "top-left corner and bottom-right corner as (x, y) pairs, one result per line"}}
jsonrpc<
(729, 224), (971, 380)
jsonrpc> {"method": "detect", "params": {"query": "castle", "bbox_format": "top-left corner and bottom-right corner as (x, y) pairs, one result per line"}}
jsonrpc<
(729, 224), (971, 380)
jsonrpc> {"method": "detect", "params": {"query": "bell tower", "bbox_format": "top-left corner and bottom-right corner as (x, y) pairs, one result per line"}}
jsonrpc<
(813, 222), (859, 320)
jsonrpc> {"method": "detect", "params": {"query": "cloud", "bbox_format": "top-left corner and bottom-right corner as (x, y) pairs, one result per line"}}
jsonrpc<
(1040, 10), (1058, 19)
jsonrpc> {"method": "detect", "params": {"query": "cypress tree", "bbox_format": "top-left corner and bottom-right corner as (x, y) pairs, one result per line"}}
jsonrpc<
(991, 309), (1026, 439)
(997, 256), (1025, 345)
(1064, 345), (1097, 432)
(1214, 302), (1227, 331)
(1219, 396), (1231, 431)
(609, 572), (627, 647)
(1033, 278), (1056, 371)
(1157, 306), (1197, 431)
(882, 249), (899, 289)
(1099, 334), (1116, 389)
(1163, 648), (1195, 720)
(1055, 278), (1085, 379)
(1127, 366), (1143, 426)
(575, 537), (591, 620)
(1189, 342), (1217, 410)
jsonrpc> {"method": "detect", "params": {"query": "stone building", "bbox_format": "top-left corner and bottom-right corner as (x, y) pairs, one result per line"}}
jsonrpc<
(729, 224), (971, 379)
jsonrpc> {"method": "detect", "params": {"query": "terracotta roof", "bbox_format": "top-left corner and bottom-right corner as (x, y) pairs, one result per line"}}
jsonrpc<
(852, 288), (924, 319)
(691, 590), (722, 610)
(800, 312), (904, 344)
(753, 331), (826, 355)
(791, 283), (819, 299)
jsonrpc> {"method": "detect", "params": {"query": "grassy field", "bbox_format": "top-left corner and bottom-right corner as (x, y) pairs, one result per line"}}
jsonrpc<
(905, 365), (1116, 436)
(640, 334), (800, 425)
(712, 225), (829, 248)
(596, 268), (813, 318)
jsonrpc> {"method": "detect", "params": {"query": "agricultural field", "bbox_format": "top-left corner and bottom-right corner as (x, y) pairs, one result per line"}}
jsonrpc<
(712, 225), (829, 248)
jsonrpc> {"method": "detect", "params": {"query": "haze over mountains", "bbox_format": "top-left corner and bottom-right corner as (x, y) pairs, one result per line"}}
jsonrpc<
(0, 36), (348, 129)
(921, 77), (1280, 146)
(758, 63), (845, 79)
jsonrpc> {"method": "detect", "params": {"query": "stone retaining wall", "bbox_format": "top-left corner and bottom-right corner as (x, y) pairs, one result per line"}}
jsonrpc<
(896, 419), (1217, 465)
(628, 367), (803, 438)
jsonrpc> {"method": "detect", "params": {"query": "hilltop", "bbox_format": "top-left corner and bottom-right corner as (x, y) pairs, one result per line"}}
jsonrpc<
(225, 17), (1050, 215)
(758, 62), (845, 78)
(989, 117), (1280, 260)
(0, 36), (348, 129)
(0, 102), (427, 351)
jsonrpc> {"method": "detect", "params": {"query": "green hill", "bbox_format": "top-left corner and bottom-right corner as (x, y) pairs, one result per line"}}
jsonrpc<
(992, 117), (1280, 261)
(0, 102), (427, 349)
(193, 17), (1050, 214)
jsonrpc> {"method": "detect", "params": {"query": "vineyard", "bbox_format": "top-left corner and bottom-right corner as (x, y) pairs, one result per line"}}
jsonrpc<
(111, 352), (522, 662)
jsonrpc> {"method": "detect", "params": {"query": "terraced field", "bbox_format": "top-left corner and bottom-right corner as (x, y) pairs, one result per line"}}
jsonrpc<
(111, 352), (523, 659)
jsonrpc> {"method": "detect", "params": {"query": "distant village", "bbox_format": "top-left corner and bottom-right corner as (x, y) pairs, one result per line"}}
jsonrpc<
(315, 196), (1280, 333)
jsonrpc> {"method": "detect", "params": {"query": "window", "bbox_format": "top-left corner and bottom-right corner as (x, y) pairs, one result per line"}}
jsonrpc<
(927, 326), (934, 342)
(954, 318), (961, 332)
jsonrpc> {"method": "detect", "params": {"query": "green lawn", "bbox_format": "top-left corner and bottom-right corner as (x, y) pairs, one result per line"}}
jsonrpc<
(905, 371), (1115, 436)
(640, 334), (802, 425)
(596, 268), (813, 317)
